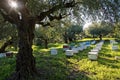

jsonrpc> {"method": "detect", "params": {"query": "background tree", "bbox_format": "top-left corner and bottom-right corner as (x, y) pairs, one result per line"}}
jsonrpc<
(84, 21), (113, 40)
(64, 25), (83, 42)
(35, 26), (63, 49)
(114, 22), (120, 38)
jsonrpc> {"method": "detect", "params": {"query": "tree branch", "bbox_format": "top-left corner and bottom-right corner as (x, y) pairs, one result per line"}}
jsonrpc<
(0, 10), (16, 23)
(48, 13), (70, 21)
(37, 22), (51, 27)
(36, 0), (76, 21)
(36, 13), (70, 27)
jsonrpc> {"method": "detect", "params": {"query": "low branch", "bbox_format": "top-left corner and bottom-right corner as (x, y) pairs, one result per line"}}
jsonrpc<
(36, 1), (76, 21)
(37, 13), (69, 27)
(37, 22), (51, 27)
(48, 13), (70, 21)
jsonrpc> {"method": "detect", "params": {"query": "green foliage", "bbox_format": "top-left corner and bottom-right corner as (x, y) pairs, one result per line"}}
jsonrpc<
(0, 57), (16, 80)
(0, 22), (18, 50)
(0, 22), (17, 40)
(64, 25), (83, 42)
(0, 4), (18, 52)
(27, 0), (75, 16)
(84, 21), (114, 37)
(35, 25), (63, 46)
(81, 0), (101, 10)
(114, 22), (120, 38)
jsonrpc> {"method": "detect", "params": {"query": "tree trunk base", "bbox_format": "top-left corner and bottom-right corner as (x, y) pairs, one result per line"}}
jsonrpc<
(8, 69), (37, 80)
(7, 53), (37, 80)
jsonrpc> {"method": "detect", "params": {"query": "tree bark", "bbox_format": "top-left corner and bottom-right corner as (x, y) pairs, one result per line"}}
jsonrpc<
(68, 37), (73, 42)
(93, 34), (95, 38)
(63, 36), (68, 43)
(44, 39), (48, 49)
(99, 34), (102, 41)
(0, 39), (13, 53)
(63, 32), (68, 43)
(11, 18), (36, 80)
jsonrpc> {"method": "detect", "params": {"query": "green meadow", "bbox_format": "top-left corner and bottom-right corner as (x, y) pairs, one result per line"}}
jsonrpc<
(0, 38), (120, 80)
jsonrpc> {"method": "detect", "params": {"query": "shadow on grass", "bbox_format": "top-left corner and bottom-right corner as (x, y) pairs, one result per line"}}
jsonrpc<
(113, 49), (120, 52)
(24, 40), (120, 79)
(97, 41), (120, 68)
(33, 46), (92, 80)
(98, 57), (119, 68)
(33, 42), (95, 80)
(99, 48), (112, 57)
(35, 55), (91, 80)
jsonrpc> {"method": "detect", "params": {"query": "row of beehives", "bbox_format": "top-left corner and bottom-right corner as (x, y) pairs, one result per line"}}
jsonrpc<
(88, 41), (104, 60)
(110, 40), (119, 50)
(110, 40), (120, 60)
(0, 52), (13, 58)
(50, 41), (96, 56)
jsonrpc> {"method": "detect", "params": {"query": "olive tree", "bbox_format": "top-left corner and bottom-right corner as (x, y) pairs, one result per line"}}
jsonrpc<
(63, 25), (83, 43)
(85, 21), (113, 40)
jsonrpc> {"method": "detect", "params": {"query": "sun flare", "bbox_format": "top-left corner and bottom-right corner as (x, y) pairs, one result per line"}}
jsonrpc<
(83, 22), (92, 30)
(8, 0), (18, 8)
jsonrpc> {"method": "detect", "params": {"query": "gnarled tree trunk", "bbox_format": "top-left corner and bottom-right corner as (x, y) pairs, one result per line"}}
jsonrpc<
(44, 39), (48, 49)
(63, 32), (68, 43)
(99, 34), (102, 41)
(11, 18), (36, 80)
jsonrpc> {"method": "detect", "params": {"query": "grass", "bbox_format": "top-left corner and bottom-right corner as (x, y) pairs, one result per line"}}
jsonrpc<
(0, 57), (15, 80)
(79, 38), (115, 41)
(0, 38), (120, 80)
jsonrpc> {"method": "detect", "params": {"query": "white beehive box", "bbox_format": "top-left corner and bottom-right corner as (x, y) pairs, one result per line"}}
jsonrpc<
(0, 53), (6, 58)
(115, 56), (120, 60)
(77, 47), (83, 51)
(88, 52), (98, 60)
(91, 41), (95, 44)
(66, 50), (74, 56)
(72, 47), (79, 53)
(112, 45), (118, 50)
(50, 48), (57, 55)
(91, 49), (99, 52)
